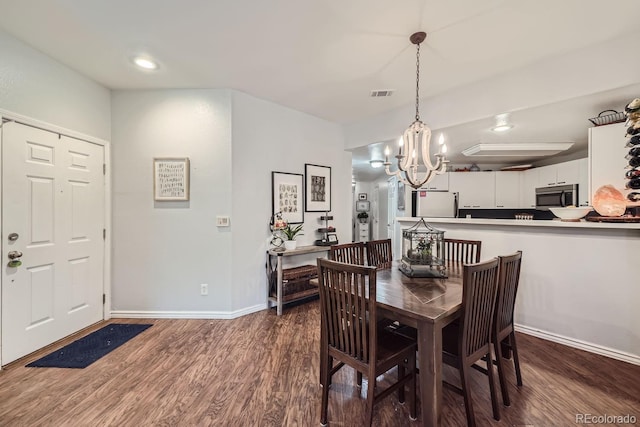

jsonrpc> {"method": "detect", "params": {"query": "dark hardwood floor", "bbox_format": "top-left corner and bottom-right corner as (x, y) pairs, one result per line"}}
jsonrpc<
(1, 301), (638, 426)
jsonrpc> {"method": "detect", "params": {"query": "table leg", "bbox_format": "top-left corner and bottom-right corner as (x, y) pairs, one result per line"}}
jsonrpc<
(276, 254), (283, 316)
(417, 320), (442, 427)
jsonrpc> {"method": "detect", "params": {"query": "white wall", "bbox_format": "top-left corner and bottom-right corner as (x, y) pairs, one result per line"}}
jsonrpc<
(110, 88), (350, 315)
(230, 91), (350, 311)
(0, 29), (111, 140)
(111, 90), (234, 313)
(398, 218), (640, 364)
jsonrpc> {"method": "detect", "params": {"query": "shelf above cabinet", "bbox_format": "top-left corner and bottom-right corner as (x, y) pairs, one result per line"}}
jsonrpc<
(317, 227), (336, 233)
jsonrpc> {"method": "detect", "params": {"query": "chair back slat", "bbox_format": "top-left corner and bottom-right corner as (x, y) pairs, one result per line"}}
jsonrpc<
(444, 238), (482, 264)
(329, 242), (365, 265)
(317, 258), (377, 363)
(495, 251), (523, 333)
(366, 239), (393, 269)
(460, 258), (499, 359)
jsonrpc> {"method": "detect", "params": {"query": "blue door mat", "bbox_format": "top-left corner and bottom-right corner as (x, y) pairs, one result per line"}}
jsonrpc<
(26, 323), (152, 369)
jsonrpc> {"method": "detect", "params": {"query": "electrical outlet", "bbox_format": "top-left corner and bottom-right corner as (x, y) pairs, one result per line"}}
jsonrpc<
(200, 283), (208, 296)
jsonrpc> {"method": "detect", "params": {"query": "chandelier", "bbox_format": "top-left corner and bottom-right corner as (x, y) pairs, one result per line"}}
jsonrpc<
(384, 31), (448, 189)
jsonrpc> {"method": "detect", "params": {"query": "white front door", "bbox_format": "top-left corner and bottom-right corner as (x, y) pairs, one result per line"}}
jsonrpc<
(1, 122), (105, 364)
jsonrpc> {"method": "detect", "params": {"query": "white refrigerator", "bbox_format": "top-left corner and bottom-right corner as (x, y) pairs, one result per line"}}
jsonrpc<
(415, 191), (458, 218)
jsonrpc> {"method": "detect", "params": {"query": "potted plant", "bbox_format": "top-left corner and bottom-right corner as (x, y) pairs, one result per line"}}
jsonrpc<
(357, 212), (369, 224)
(281, 224), (304, 250)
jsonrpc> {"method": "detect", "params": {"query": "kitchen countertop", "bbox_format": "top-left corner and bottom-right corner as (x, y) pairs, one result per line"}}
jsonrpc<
(397, 217), (640, 230)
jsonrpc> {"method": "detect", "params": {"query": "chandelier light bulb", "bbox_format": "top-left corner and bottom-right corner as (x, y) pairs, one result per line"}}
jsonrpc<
(439, 134), (445, 145)
(442, 144), (448, 154)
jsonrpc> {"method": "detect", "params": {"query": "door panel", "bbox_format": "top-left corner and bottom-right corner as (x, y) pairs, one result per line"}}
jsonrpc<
(2, 122), (104, 364)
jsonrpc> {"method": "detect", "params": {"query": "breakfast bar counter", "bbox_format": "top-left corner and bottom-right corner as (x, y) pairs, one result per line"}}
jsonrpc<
(395, 217), (640, 366)
(397, 216), (640, 230)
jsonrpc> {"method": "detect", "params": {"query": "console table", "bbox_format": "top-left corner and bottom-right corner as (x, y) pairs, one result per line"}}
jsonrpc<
(266, 245), (330, 315)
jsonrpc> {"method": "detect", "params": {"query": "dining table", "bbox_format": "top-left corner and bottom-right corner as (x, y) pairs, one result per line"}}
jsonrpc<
(375, 262), (463, 427)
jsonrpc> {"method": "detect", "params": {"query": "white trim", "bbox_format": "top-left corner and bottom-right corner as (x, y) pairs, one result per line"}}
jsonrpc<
(110, 304), (268, 320)
(0, 114), (4, 367)
(0, 108), (109, 147)
(515, 324), (640, 366)
(103, 143), (112, 320)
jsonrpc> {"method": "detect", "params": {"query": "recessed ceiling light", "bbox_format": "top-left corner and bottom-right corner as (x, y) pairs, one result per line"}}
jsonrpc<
(491, 113), (513, 132)
(491, 124), (513, 132)
(369, 160), (384, 168)
(133, 56), (158, 70)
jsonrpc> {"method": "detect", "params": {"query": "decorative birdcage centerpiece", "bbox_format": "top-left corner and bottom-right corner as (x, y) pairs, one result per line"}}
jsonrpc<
(400, 218), (446, 277)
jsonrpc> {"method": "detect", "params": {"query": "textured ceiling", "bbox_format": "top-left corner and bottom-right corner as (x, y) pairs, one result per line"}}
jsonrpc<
(1, 0), (639, 181)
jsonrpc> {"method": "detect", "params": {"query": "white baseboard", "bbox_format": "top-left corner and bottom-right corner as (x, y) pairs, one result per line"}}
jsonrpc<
(515, 324), (640, 366)
(110, 303), (267, 320)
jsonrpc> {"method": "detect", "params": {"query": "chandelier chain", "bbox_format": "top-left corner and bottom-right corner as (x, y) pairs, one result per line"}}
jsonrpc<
(415, 43), (421, 121)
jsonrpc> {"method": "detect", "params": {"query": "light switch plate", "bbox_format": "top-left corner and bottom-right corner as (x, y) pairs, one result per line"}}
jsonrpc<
(216, 216), (230, 227)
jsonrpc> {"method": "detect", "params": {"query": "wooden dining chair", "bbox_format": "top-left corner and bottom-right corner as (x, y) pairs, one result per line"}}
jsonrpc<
(329, 242), (365, 265)
(493, 251), (524, 406)
(443, 238), (482, 264)
(365, 238), (393, 269)
(442, 258), (501, 427)
(317, 258), (417, 426)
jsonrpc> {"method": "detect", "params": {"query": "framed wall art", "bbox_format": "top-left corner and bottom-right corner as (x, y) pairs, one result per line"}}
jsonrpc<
(272, 171), (304, 224)
(305, 164), (331, 212)
(153, 157), (190, 201)
(356, 201), (370, 212)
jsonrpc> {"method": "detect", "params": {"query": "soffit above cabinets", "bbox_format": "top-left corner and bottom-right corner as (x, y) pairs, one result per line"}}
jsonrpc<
(462, 142), (574, 157)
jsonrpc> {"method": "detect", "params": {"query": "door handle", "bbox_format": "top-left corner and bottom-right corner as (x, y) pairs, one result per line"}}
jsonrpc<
(8, 251), (23, 268)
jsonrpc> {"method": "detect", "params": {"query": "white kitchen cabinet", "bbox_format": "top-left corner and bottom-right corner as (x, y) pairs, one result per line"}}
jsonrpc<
(420, 172), (449, 191)
(520, 168), (539, 208)
(494, 171), (521, 208)
(577, 158), (589, 206)
(537, 160), (580, 187)
(589, 122), (628, 200)
(449, 171), (495, 208)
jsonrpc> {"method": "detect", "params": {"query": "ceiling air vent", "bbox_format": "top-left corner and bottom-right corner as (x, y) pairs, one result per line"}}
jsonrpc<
(370, 90), (394, 97)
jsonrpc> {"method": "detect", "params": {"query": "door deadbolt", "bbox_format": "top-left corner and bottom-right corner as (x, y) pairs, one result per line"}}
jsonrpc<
(8, 233), (19, 241)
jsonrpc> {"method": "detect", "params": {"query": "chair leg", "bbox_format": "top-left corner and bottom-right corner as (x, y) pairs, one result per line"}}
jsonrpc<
(485, 351), (501, 421)
(459, 364), (476, 427)
(320, 353), (330, 425)
(397, 363), (405, 403)
(365, 372), (375, 427)
(510, 332), (523, 387)
(494, 340), (511, 406)
(408, 352), (417, 420)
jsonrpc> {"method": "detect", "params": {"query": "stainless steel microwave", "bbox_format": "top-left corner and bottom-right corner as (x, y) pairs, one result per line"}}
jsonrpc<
(535, 184), (578, 210)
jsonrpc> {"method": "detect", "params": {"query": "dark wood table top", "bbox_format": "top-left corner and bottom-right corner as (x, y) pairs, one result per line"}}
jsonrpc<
(375, 263), (463, 324)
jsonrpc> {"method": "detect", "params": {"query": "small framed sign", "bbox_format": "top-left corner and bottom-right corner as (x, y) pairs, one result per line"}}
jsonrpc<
(153, 157), (190, 201)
